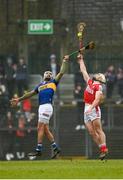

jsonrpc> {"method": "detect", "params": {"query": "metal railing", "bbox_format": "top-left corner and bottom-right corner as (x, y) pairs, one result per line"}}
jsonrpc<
(0, 100), (123, 160)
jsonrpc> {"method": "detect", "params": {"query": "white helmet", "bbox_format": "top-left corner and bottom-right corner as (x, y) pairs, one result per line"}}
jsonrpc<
(43, 71), (53, 80)
(93, 73), (106, 84)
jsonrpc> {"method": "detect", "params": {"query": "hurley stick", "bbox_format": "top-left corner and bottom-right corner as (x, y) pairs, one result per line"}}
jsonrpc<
(69, 41), (95, 57)
(77, 22), (86, 49)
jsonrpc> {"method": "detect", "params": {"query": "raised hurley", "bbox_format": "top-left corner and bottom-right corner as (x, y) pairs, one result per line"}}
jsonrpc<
(77, 22), (86, 49)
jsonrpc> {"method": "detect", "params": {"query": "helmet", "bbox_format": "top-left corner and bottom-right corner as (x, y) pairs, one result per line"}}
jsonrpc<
(93, 73), (106, 84)
(43, 71), (53, 81)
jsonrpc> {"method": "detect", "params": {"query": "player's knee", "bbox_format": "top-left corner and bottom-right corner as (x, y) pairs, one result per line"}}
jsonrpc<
(44, 125), (50, 134)
(44, 128), (48, 135)
(88, 130), (96, 137)
(37, 123), (44, 131)
(96, 128), (103, 135)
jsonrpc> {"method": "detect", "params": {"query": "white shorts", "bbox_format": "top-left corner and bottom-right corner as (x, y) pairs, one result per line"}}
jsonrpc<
(38, 104), (53, 124)
(84, 103), (101, 123)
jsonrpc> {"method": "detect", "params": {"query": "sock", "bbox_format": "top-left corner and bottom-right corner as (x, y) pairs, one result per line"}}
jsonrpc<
(36, 143), (43, 152)
(99, 144), (107, 152)
(99, 143), (106, 148)
(51, 142), (58, 150)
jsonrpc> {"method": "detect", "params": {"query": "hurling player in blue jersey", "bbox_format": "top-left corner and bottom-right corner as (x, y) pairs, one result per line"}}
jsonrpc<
(10, 55), (69, 158)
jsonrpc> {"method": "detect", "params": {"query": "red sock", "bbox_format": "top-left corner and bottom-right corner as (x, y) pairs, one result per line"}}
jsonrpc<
(100, 145), (108, 152)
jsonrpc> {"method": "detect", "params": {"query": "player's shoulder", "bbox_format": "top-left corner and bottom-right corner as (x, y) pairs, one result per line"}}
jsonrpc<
(87, 78), (93, 85)
(35, 82), (45, 89)
(50, 79), (58, 85)
(38, 82), (44, 86)
(95, 83), (103, 92)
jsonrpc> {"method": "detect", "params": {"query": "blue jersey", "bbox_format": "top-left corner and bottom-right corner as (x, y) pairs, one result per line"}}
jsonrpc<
(34, 79), (58, 105)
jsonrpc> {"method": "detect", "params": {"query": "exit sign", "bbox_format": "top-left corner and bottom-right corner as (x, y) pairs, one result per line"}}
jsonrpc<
(28, 19), (53, 34)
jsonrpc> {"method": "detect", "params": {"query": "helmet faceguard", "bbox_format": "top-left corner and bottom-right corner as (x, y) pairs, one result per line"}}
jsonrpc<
(43, 71), (53, 81)
(93, 73), (106, 84)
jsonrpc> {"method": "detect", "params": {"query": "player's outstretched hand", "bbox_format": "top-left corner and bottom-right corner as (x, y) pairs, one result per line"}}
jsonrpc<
(10, 98), (19, 107)
(63, 55), (69, 62)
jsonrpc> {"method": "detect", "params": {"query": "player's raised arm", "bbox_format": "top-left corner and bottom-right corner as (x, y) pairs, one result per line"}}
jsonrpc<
(10, 90), (37, 107)
(55, 55), (69, 82)
(77, 53), (90, 83)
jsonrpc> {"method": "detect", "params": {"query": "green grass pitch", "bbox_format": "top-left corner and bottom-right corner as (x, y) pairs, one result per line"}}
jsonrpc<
(0, 159), (123, 179)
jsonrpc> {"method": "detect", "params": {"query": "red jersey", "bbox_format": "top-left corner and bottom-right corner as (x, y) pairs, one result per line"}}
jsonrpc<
(84, 79), (102, 104)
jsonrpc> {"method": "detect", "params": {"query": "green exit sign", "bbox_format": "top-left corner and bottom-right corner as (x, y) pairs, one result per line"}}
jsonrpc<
(28, 19), (53, 34)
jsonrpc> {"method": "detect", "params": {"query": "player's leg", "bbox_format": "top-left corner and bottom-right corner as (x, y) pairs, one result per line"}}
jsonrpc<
(85, 121), (100, 146)
(28, 104), (48, 157)
(92, 118), (106, 145)
(44, 124), (60, 159)
(36, 122), (45, 151)
(92, 118), (108, 160)
(44, 124), (54, 141)
(28, 122), (44, 157)
(84, 105), (100, 145)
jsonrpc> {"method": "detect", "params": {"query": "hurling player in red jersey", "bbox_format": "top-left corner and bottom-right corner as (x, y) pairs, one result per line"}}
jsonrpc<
(77, 53), (108, 160)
